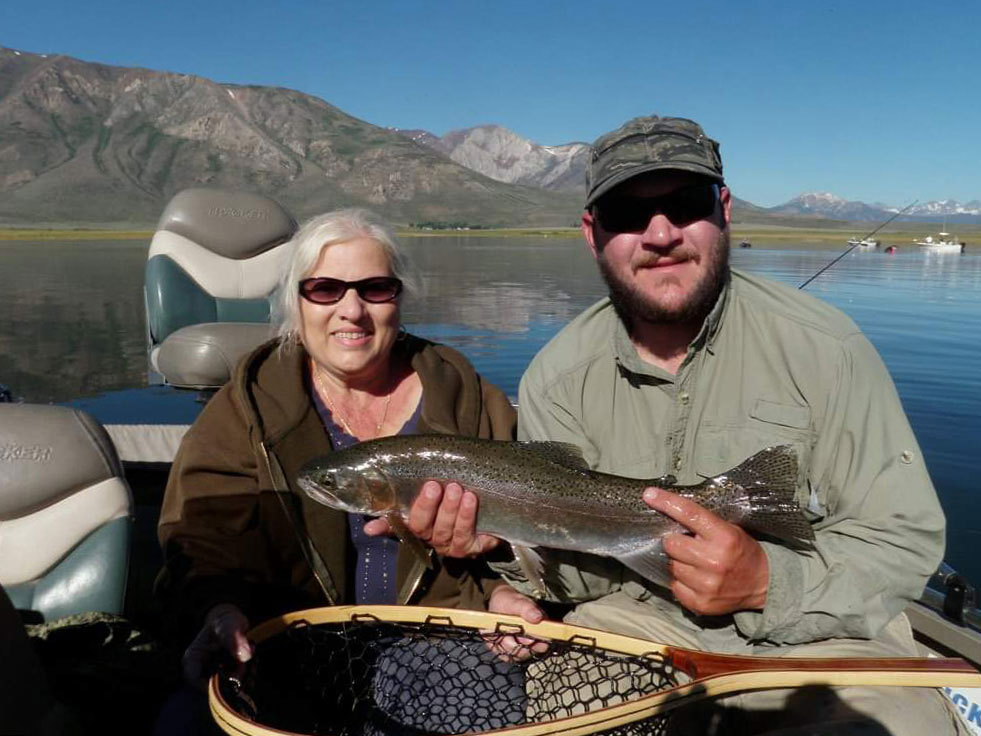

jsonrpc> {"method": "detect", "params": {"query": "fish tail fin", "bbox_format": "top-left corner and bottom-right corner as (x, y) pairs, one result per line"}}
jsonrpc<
(723, 445), (815, 544)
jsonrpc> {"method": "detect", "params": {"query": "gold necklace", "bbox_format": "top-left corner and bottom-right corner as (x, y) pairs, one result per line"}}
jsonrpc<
(313, 366), (393, 439)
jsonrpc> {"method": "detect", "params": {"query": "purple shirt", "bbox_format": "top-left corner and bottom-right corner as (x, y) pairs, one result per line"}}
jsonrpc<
(311, 388), (422, 604)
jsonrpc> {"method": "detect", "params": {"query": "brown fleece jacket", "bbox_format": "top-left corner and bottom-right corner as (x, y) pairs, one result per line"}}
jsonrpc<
(156, 334), (516, 642)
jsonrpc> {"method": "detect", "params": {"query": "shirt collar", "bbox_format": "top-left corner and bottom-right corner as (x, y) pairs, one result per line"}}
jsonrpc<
(694, 268), (731, 351)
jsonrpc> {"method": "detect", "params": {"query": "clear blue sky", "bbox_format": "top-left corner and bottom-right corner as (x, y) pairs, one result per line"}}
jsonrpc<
(3, 0), (978, 207)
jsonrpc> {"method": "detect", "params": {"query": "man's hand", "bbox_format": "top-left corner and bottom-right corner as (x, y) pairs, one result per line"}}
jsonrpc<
(364, 481), (501, 558)
(485, 585), (547, 661)
(643, 487), (769, 616)
(182, 603), (253, 690)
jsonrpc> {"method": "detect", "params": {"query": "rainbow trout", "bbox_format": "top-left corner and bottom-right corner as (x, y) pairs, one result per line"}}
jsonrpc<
(297, 435), (814, 585)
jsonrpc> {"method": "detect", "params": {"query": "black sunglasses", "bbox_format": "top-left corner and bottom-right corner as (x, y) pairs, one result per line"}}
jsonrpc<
(298, 276), (403, 305)
(593, 183), (720, 233)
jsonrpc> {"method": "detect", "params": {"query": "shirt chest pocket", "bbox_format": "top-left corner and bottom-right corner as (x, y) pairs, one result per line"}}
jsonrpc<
(697, 400), (813, 507)
(750, 399), (811, 432)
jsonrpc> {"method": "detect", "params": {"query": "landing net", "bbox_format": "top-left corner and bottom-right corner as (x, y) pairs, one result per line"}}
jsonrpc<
(214, 613), (687, 736)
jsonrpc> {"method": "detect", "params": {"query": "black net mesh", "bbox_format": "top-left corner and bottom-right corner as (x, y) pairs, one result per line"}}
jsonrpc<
(216, 615), (689, 736)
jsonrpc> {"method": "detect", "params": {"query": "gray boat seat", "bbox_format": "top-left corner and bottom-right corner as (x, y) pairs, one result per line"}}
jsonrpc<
(0, 404), (133, 621)
(145, 188), (297, 389)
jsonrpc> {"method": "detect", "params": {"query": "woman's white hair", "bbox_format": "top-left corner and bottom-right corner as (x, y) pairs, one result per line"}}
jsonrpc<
(272, 208), (419, 351)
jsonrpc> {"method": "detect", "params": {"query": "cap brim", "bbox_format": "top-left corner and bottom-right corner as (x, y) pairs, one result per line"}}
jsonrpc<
(585, 163), (724, 208)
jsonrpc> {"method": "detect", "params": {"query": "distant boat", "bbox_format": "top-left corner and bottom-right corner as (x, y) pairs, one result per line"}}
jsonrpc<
(846, 237), (880, 249)
(739, 240), (752, 248)
(914, 231), (965, 253)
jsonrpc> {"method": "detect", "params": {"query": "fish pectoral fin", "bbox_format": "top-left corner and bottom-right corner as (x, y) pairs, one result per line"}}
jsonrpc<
(385, 512), (435, 570)
(618, 540), (672, 589)
(511, 545), (546, 599)
(518, 441), (590, 470)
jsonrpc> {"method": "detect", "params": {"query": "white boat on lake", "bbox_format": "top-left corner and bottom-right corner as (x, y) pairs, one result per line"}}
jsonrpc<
(915, 231), (965, 253)
(847, 237), (880, 249)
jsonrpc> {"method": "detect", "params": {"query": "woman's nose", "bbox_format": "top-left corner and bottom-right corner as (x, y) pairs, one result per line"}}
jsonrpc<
(334, 286), (367, 317)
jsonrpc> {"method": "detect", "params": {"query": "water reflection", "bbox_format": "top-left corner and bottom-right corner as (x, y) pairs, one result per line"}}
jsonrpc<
(401, 236), (601, 335)
(0, 240), (148, 403)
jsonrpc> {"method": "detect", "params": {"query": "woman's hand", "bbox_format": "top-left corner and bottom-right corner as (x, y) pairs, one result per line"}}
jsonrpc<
(489, 584), (544, 624)
(485, 585), (547, 661)
(182, 603), (253, 690)
(364, 481), (502, 557)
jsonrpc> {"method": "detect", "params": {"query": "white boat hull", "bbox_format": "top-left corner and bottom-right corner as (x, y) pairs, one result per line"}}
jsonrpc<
(917, 243), (965, 253)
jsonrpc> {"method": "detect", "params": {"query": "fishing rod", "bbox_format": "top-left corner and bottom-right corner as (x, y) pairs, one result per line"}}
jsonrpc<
(797, 200), (918, 290)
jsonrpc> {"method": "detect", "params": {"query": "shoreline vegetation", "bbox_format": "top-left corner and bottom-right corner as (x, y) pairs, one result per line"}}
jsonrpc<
(1, 224), (977, 247)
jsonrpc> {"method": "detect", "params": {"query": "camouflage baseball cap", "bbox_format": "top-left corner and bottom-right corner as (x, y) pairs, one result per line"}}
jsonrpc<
(585, 115), (724, 207)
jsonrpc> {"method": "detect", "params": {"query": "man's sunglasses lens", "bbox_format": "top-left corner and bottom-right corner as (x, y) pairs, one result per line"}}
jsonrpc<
(299, 277), (402, 304)
(596, 184), (719, 232)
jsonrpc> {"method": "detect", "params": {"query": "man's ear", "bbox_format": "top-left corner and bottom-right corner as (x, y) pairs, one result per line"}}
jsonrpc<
(719, 185), (732, 227)
(582, 211), (601, 260)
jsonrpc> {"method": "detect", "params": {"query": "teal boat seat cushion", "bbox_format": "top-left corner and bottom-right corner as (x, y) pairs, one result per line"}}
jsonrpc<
(0, 405), (133, 621)
(5, 518), (131, 621)
(145, 255), (270, 345)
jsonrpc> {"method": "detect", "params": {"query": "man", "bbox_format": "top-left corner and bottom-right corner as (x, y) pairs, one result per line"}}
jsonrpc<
(397, 115), (966, 734)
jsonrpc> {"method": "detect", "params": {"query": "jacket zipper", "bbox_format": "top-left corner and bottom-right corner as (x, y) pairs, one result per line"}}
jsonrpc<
(259, 440), (338, 605)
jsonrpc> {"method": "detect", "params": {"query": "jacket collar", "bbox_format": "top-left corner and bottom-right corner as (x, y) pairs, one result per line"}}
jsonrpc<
(231, 334), (479, 448)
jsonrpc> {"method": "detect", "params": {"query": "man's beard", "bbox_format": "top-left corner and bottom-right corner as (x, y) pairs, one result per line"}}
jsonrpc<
(598, 230), (730, 330)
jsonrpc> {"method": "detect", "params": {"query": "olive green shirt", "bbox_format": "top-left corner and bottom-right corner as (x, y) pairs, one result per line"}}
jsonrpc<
(509, 268), (945, 645)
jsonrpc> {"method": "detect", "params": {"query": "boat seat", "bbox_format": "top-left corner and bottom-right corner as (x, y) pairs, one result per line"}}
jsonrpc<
(0, 404), (133, 621)
(145, 188), (297, 389)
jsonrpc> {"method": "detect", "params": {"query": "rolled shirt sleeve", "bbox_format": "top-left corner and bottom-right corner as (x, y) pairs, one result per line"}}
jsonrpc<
(735, 333), (945, 643)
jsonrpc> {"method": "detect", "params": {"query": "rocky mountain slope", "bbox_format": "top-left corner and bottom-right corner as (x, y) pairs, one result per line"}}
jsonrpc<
(0, 46), (580, 227)
(395, 124), (589, 192)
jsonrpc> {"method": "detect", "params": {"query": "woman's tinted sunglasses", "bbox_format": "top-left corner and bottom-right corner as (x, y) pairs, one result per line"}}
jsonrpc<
(593, 183), (720, 233)
(298, 276), (403, 305)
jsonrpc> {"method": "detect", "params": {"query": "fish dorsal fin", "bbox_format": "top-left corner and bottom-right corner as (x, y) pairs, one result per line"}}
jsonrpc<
(518, 441), (590, 470)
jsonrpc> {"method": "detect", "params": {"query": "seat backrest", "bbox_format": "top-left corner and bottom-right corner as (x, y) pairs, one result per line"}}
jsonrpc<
(145, 188), (297, 388)
(0, 404), (133, 621)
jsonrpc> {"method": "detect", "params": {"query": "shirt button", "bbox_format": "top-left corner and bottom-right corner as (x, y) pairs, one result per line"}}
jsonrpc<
(679, 392), (690, 405)
(674, 457), (683, 471)
(901, 450), (914, 464)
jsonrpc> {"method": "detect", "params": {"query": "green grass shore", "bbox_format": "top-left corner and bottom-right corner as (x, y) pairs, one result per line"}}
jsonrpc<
(1, 223), (977, 247)
(0, 228), (153, 241)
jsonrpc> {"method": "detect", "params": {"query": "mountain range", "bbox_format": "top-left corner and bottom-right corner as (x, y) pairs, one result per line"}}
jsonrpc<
(1, 45), (977, 227)
(771, 192), (981, 224)
(0, 46), (579, 227)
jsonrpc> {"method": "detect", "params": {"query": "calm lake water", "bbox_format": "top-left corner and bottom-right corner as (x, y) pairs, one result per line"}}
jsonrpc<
(3, 237), (980, 582)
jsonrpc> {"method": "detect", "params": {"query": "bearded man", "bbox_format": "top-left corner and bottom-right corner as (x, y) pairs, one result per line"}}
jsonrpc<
(400, 115), (967, 735)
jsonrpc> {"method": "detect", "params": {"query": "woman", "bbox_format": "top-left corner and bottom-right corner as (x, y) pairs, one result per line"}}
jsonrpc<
(156, 209), (520, 695)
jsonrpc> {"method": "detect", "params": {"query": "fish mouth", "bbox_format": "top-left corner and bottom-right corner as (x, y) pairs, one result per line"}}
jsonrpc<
(297, 474), (343, 508)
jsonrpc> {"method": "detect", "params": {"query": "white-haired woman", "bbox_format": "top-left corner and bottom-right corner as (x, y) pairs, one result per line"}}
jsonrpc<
(155, 209), (528, 730)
